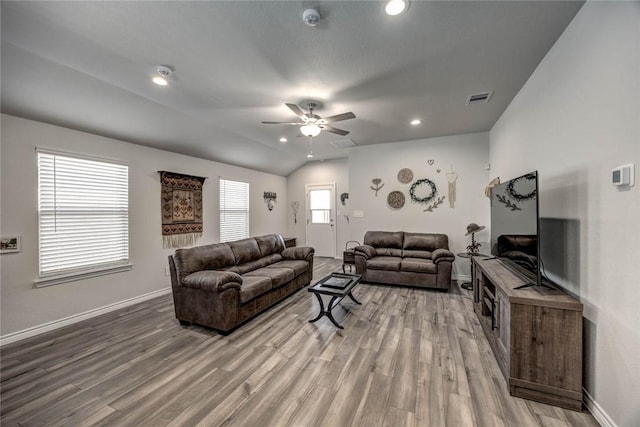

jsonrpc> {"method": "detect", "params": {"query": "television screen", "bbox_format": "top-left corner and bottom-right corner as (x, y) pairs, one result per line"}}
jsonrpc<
(490, 171), (540, 287)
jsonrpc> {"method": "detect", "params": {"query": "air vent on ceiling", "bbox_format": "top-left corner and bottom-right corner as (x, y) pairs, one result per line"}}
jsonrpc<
(329, 138), (357, 149)
(466, 91), (494, 105)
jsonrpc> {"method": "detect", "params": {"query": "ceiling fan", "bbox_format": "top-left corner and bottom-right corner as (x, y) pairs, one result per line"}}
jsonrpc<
(261, 102), (356, 137)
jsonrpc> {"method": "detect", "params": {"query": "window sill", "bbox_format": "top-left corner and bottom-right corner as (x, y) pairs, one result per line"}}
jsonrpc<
(34, 263), (133, 288)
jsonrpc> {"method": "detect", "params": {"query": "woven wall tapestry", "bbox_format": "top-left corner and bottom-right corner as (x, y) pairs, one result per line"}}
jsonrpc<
(160, 171), (206, 249)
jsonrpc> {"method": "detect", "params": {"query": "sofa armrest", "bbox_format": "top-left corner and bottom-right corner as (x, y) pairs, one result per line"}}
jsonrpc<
(282, 246), (314, 260)
(432, 248), (455, 264)
(181, 270), (242, 292)
(354, 245), (377, 260)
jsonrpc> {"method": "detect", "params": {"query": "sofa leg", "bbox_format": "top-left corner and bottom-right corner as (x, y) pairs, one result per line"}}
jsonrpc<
(178, 319), (192, 326)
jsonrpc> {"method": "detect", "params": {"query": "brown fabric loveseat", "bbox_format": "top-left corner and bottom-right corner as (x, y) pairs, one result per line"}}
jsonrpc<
(168, 234), (314, 334)
(354, 231), (455, 290)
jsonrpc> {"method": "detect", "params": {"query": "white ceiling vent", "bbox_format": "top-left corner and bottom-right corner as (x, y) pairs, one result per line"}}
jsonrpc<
(329, 138), (357, 149)
(466, 91), (494, 105)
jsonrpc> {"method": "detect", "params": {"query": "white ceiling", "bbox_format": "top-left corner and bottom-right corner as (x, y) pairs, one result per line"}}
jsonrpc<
(1, 1), (583, 176)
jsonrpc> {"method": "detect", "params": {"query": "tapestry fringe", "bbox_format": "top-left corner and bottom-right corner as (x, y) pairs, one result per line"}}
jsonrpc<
(163, 233), (201, 249)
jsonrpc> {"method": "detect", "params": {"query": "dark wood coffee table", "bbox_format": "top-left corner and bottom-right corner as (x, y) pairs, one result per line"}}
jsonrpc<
(308, 272), (362, 329)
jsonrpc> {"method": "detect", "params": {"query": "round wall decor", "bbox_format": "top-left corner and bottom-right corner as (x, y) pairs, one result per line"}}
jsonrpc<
(397, 168), (413, 184)
(387, 191), (405, 209)
(507, 173), (537, 201)
(409, 178), (438, 205)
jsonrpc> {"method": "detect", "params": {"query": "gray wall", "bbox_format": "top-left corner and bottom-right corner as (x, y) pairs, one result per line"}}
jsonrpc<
(286, 133), (491, 278)
(348, 133), (490, 276)
(286, 158), (349, 256)
(490, 2), (639, 425)
(0, 114), (287, 336)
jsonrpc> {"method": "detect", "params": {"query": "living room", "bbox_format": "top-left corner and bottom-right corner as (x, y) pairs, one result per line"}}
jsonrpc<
(1, 2), (638, 426)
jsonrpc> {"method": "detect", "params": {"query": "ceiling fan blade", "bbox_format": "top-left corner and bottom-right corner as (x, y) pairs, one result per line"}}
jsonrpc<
(285, 103), (308, 120)
(261, 121), (304, 125)
(322, 125), (350, 136)
(322, 112), (356, 123)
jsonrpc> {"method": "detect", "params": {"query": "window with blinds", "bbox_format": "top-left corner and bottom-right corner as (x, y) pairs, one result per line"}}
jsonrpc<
(219, 178), (249, 242)
(309, 189), (332, 224)
(37, 150), (130, 285)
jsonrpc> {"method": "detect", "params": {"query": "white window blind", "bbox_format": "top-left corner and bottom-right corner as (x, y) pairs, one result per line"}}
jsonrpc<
(37, 150), (129, 283)
(219, 178), (249, 242)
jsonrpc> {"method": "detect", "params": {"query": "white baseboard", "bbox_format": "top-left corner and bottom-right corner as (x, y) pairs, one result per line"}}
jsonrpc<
(0, 287), (171, 347)
(584, 388), (616, 427)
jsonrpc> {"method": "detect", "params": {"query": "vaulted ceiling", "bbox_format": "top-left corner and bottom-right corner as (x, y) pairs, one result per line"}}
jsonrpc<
(1, 1), (583, 176)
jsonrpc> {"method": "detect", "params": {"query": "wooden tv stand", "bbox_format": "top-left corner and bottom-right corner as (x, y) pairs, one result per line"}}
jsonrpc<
(471, 258), (583, 411)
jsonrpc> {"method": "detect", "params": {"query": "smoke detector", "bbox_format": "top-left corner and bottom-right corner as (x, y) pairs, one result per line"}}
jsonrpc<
(303, 9), (320, 26)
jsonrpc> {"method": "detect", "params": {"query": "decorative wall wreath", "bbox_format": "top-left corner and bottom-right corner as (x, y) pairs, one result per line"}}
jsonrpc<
(409, 178), (438, 205)
(506, 173), (537, 201)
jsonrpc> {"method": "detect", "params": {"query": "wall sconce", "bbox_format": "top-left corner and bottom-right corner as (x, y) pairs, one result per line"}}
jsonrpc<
(264, 192), (277, 211)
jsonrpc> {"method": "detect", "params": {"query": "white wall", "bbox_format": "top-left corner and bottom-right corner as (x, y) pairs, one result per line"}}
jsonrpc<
(490, 3), (640, 426)
(286, 134), (490, 275)
(286, 158), (349, 256)
(348, 133), (490, 278)
(0, 114), (287, 337)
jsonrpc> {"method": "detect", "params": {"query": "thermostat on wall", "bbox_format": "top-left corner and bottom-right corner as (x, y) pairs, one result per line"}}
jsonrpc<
(611, 164), (634, 187)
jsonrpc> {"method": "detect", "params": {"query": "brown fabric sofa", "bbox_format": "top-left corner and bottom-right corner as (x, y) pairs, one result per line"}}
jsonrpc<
(168, 234), (314, 334)
(354, 231), (455, 290)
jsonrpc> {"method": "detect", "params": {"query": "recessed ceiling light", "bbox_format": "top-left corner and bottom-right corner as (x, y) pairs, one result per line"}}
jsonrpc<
(152, 76), (168, 86)
(385, 0), (407, 16)
(152, 65), (173, 87)
(410, 119), (421, 125)
(279, 137), (287, 143)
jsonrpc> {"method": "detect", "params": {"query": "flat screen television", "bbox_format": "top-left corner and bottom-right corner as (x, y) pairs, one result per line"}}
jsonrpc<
(490, 171), (542, 289)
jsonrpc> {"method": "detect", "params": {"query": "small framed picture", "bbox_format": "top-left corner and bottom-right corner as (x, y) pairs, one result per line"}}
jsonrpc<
(0, 236), (21, 254)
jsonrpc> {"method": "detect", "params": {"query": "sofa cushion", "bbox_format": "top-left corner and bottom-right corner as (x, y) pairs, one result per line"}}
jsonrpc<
(239, 276), (272, 303)
(236, 253), (285, 274)
(174, 243), (236, 276)
(376, 248), (403, 257)
(364, 231), (404, 249)
(403, 249), (432, 259)
(244, 267), (295, 288)
(266, 260), (308, 277)
(236, 258), (267, 275)
(401, 257), (437, 273)
(404, 232), (449, 251)
(262, 253), (284, 266)
(367, 256), (401, 271)
(255, 234), (285, 257)
(228, 238), (262, 265)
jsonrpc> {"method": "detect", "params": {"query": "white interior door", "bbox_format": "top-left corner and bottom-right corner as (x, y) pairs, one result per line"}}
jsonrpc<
(305, 183), (336, 258)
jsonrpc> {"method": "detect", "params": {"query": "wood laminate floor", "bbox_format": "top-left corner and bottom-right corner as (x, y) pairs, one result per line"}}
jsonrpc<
(0, 257), (599, 426)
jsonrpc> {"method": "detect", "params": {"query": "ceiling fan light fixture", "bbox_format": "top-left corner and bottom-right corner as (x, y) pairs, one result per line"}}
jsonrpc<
(300, 124), (321, 137)
(385, 0), (407, 16)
